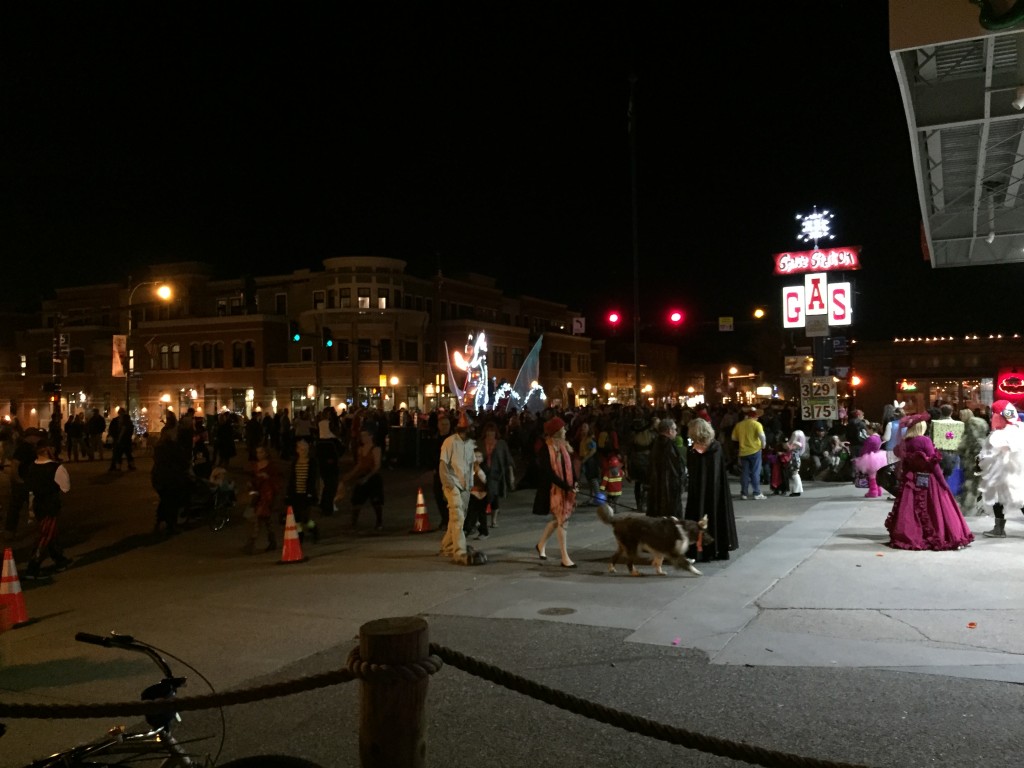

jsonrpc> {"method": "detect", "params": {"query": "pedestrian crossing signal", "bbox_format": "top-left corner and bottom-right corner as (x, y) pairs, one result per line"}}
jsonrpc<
(290, 321), (301, 342)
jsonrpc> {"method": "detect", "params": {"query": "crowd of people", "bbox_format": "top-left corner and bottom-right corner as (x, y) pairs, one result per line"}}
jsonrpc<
(3, 392), (1020, 577)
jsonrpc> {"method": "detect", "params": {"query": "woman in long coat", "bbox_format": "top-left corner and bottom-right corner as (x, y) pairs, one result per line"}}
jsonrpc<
(646, 418), (684, 518)
(684, 418), (738, 561)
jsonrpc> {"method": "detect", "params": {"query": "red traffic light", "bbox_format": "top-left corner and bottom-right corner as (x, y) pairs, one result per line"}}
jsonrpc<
(607, 311), (621, 325)
(667, 309), (684, 325)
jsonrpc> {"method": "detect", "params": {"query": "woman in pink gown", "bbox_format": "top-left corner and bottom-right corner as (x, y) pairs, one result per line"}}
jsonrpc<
(885, 413), (974, 551)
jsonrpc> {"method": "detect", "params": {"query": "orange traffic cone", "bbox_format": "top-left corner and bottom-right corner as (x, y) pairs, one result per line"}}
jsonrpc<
(412, 488), (431, 533)
(278, 507), (307, 564)
(0, 548), (29, 628)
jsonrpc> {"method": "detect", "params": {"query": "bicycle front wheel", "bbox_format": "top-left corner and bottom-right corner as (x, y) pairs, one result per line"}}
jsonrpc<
(218, 757), (325, 768)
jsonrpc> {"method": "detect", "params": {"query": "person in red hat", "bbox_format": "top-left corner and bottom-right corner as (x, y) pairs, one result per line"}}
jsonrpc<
(532, 415), (579, 567)
(884, 412), (974, 551)
(977, 400), (1024, 537)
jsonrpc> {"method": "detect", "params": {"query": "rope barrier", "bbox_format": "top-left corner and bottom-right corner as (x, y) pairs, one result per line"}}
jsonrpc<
(0, 640), (873, 768)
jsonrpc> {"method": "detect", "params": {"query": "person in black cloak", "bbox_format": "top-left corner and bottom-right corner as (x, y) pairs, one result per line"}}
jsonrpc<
(684, 417), (739, 562)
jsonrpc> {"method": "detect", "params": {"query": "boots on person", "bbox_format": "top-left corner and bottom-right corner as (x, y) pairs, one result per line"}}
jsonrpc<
(983, 518), (1007, 538)
(865, 476), (882, 498)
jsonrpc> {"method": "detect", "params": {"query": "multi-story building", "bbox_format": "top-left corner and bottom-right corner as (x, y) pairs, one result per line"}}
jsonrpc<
(3, 257), (636, 429)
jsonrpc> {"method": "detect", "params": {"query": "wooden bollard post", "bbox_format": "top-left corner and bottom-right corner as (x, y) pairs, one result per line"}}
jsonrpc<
(358, 616), (430, 767)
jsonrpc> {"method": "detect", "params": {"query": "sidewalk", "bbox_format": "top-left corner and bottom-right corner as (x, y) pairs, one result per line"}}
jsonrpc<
(3, 458), (1023, 767)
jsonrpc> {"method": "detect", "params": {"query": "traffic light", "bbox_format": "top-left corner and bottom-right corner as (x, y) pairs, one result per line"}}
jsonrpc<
(289, 321), (301, 342)
(607, 310), (621, 326)
(667, 309), (685, 326)
(322, 326), (334, 348)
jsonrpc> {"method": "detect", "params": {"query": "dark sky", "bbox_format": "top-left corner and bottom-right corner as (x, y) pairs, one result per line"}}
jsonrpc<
(5, 2), (1004, 340)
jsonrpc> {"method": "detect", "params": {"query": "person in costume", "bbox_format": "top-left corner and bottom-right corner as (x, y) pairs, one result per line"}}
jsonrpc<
(786, 429), (807, 497)
(854, 433), (888, 498)
(684, 418), (738, 562)
(533, 416), (579, 568)
(978, 399), (1024, 537)
(884, 412), (974, 551)
(955, 409), (989, 516)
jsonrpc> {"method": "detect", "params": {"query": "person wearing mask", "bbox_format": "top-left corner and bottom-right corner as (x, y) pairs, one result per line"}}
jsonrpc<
(532, 416), (578, 568)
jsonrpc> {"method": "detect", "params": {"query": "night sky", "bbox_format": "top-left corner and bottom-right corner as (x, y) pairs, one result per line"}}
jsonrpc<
(5, 3), (1014, 340)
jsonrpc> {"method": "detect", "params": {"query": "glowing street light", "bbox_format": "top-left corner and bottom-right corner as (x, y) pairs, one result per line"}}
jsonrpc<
(126, 280), (172, 413)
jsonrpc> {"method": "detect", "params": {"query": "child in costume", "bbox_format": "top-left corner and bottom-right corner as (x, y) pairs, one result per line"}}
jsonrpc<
(599, 453), (624, 510)
(854, 433), (888, 498)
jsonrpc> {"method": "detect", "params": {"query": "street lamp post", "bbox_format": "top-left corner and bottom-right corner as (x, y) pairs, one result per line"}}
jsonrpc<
(125, 279), (172, 414)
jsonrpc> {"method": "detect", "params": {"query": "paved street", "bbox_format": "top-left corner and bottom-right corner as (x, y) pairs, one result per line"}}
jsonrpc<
(2, 450), (1024, 767)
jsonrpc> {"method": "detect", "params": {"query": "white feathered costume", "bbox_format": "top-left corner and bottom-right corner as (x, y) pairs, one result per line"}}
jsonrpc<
(978, 400), (1024, 509)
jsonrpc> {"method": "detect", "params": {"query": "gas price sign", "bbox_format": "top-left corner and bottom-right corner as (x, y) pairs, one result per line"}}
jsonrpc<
(799, 376), (838, 421)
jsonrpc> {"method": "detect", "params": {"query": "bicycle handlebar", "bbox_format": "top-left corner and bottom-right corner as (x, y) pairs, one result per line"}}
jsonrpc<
(75, 632), (176, 681)
(75, 632), (136, 647)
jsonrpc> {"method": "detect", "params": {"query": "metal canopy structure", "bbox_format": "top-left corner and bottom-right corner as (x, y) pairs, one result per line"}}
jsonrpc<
(892, 28), (1024, 267)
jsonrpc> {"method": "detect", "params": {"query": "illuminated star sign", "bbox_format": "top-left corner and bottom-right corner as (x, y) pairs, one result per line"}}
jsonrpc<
(795, 207), (836, 248)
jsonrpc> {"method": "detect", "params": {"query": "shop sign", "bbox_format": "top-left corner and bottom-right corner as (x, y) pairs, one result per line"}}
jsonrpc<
(782, 272), (852, 329)
(772, 246), (861, 275)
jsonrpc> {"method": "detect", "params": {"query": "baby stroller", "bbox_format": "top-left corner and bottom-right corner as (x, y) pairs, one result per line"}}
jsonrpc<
(185, 466), (236, 531)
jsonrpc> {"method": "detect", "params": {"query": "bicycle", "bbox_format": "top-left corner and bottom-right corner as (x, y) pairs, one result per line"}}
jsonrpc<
(8, 631), (324, 768)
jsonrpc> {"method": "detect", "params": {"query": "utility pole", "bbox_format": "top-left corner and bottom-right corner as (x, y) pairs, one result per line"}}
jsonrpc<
(628, 73), (641, 405)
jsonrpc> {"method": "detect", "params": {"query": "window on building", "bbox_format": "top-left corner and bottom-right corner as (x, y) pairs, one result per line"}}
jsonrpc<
(340, 287), (351, 308)
(68, 349), (85, 374)
(300, 347), (313, 363)
(245, 341), (255, 367)
(440, 300), (448, 319)
(358, 287), (370, 309)
(202, 343), (213, 369)
(170, 344), (180, 369)
(214, 342), (224, 368)
(217, 299), (227, 317)
(190, 343), (201, 369)
(335, 340), (350, 361)
(492, 345), (507, 369)
(160, 344), (170, 370)
(424, 298), (432, 317)
(576, 354), (589, 373)
(399, 339), (418, 362)
(379, 338), (392, 361)
(312, 291), (325, 309)
(228, 297), (242, 316)
(512, 347), (524, 369)
(377, 288), (388, 309)
(37, 351), (50, 374)
(232, 341), (243, 368)
(275, 293), (287, 315)
(394, 289), (402, 307)
(358, 338), (372, 361)
(327, 288), (336, 309)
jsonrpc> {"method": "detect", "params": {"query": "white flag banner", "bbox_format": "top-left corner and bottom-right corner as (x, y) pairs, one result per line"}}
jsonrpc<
(112, 335), (128, 377)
